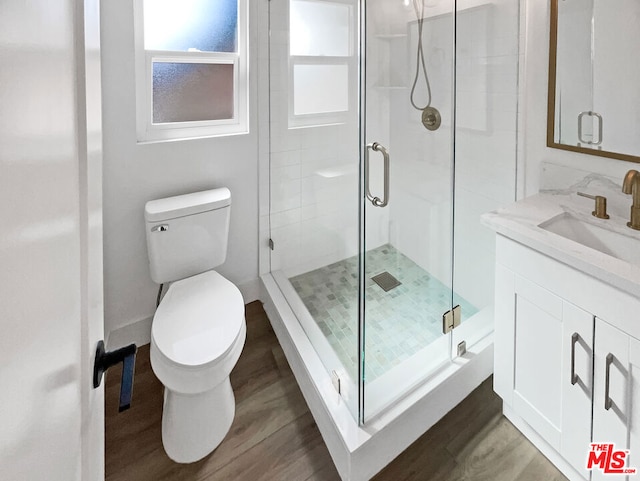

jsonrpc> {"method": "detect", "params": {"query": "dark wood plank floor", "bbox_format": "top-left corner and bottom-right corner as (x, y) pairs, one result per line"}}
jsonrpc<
(106, 301), (566, 481)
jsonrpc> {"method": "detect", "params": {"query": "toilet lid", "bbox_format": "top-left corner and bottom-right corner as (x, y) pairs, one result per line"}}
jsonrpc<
(152, 270), (245, 367)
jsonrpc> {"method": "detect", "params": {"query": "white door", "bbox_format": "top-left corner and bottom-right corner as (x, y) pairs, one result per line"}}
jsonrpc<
(0, 1), (105, 480)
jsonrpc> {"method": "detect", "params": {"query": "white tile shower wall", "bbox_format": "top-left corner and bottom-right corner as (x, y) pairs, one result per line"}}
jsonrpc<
(375, 2), (455, 288)
(453, 0), (520, 310)
(268, 0), (388, 278)
(266, 0), (520, 293)
(380, 0), (520, 309)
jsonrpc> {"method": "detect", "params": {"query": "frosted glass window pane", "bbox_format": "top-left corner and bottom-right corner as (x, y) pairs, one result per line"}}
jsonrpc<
(152, 62), (234, 123)
(294, 64), (349, 115)
(290, 0), (351, 56)
(144, 0), (237, 52)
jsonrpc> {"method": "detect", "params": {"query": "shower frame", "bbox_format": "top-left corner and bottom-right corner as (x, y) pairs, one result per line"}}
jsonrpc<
(257, 0), (519, 478)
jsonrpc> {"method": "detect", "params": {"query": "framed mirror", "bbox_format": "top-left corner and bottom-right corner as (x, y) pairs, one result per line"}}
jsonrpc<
(547, 0), (640, 163)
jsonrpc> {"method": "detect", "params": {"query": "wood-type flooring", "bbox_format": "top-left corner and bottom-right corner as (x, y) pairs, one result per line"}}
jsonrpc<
(105, 301), (567, 481)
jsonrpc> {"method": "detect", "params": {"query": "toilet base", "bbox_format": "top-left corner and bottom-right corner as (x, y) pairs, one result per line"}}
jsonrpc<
(161, 377), (235, 463)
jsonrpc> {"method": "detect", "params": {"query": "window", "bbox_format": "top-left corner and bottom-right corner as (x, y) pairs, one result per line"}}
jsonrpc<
(289, 0), (356, 127)
(135, 0), (248, 141)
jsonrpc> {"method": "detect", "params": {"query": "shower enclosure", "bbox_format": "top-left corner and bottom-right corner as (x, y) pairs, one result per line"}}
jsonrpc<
(267, 0), (519, 430)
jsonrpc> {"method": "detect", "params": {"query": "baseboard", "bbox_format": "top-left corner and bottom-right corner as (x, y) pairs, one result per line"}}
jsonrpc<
(238, 277), (263, 304)
(106, 315), (153, 351)
(106, 277), (262, 350)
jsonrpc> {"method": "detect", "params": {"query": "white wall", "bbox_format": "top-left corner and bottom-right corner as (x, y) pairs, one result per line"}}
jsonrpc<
(520, 0), (636, 197)
(101, 0), (260, 340)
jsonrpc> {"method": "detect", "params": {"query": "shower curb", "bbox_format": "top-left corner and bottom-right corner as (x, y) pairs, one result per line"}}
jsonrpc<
(261, 273), (494, 481)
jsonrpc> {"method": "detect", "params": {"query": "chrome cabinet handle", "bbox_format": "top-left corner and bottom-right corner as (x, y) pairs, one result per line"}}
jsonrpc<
(605, 353), (614, 410)
(365, 142), (389, 208)
(578, 111), (603, 146)
(570, 333), (580, 385)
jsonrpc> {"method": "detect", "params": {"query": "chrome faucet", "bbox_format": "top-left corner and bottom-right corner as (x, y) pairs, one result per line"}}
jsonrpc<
(622, 169), (640, 230)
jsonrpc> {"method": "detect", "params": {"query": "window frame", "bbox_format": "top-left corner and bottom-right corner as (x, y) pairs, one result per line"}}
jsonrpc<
(134, 0), (248, 142)
(288, 0), (357, 128)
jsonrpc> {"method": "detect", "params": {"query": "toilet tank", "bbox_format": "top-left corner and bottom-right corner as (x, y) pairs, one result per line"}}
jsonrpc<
(144, 188), (231, 284)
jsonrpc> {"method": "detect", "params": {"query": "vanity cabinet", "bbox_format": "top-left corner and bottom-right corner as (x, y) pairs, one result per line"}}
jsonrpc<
(494, 235), (640, 481)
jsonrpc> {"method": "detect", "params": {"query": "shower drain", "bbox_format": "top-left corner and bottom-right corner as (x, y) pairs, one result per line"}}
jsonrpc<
(371, 271), (402, 292)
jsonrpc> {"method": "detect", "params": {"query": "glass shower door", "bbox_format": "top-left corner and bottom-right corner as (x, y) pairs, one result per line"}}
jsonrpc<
(268, 0), (362, 419)
(361, 0), (456, 420)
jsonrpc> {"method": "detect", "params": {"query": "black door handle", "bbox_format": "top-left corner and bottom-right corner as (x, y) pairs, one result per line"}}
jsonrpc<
(93, 340), (137, 412)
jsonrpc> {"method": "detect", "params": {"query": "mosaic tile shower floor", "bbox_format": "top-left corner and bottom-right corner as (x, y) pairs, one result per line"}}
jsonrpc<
(289, 244), (477, 382)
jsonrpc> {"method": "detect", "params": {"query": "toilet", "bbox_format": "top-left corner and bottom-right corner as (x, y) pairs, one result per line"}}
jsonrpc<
(144, 187), (246, 463)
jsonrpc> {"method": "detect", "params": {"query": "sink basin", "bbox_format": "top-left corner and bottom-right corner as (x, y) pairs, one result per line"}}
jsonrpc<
(539, 213), (640, 267)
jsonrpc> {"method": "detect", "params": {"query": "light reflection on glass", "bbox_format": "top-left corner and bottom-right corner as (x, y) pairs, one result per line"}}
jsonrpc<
(144, 0), (238, 53)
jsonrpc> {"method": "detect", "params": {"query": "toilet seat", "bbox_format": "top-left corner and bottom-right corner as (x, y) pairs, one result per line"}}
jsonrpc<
(150, 270), (246, 394)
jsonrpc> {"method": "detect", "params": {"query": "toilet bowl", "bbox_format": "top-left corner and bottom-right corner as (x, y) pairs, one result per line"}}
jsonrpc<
(144, 188), (245, 463)
(150, 270), (245, 463)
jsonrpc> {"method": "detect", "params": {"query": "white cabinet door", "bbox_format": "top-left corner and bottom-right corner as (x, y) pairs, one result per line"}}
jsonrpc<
(497, 271), (594, 466)
(592, 318), (632, 481)
(561, 303), (594, 479)
(512, 275), (564, 450)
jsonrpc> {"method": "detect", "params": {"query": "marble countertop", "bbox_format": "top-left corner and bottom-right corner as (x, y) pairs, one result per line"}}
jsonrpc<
(481, 191), (640, 299)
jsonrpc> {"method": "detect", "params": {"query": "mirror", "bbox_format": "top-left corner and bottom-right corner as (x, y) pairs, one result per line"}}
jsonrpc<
(547, 0), (640, 163)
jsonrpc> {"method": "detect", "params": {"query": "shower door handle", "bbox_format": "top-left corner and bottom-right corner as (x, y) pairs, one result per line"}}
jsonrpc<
(365, 142), (389, 208)
(578, 111), (603, 146)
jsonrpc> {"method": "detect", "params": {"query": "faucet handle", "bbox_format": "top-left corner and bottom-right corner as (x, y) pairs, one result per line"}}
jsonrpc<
(577, 192), (610, 219)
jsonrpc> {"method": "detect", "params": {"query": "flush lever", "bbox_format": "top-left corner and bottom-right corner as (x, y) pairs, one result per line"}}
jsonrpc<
(93, 340), (137, 412)
(577, 192), (609, 219)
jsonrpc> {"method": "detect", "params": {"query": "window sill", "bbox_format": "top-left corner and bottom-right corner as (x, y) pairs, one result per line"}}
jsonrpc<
(136, 128), (250, 145)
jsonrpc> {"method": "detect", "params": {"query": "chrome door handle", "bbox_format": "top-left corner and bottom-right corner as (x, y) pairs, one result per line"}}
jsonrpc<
(570, 332), (580, 385)
(93, 340), (137, 412)
(365, 142), (389, 208)
(604, 353), (614, 410)
(578, 111), (603, 146)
